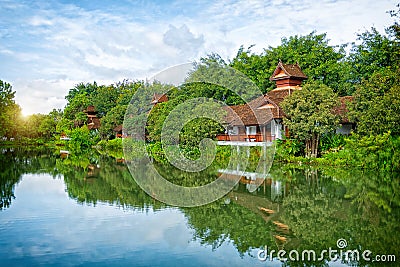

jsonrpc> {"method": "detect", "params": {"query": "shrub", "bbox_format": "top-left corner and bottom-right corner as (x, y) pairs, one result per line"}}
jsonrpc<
(67, 126), (99, 149)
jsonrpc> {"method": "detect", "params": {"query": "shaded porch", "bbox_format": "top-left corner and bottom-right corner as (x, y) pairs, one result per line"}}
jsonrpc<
(216, 133), (276, 142)
(216, 120), (285, 142)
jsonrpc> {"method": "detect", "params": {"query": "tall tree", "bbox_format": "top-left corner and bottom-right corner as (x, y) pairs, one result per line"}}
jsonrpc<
(281, 81), (340, 157)
(230, 32), (350, 95)
(0, 80), (21, 137)
(348, 68), (400, 136)
(348, 28), (399, 84)
(99, 104), (127, 139)
(91, 85), (120, 117)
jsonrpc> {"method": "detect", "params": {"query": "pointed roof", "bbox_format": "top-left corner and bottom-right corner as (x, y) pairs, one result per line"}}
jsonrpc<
(84, 105), (97, 113)
(151, 93), (168, 104)
(113, 124), (123, 132)
(270, 61), (307, 81)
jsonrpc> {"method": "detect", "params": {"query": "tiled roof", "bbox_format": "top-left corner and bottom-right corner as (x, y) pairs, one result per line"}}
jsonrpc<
(223, 99), (274, 126)
(113, 124), (123, 132)
(88, 117), (101, 130)
(85, 105), (97, 113)
(221, 61), (354, 128)
(270, 61), (307, 81)
(151, 93), (168, 104)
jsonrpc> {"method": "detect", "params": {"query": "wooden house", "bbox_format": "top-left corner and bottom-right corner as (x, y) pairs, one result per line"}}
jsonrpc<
(217, 61), (307, 142)
(84, 105), (101, 130)
(113, 124), (123, 138)
(217, 61), (353, 142)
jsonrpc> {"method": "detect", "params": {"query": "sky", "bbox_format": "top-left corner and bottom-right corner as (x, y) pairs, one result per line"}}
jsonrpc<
(0, 0), (396, 115)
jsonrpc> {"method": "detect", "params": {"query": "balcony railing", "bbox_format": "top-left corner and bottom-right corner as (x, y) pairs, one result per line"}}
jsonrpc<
(216, 133), (275, 142)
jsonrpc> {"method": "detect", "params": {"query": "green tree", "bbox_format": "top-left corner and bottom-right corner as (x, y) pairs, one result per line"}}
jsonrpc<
(348, 27), (399, 84)
(0, 80), (21, 138)
(281, 81), (340, 157)
(22, 114), (46, 138)
(65, 82), (98, 102)
(348, 68), (400, 136)
(91, 84), (120, 117)
(38, 109), (62, 139)
(99, 104), (127, 139)
(114, 80), (142, 106)
(230, 32), (350, 95)
(63, 92), (90, 122)
(388, 3), (400, 40)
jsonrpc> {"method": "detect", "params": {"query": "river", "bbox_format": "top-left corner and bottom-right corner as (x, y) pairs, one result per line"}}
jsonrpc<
(0, 147), (398, 266)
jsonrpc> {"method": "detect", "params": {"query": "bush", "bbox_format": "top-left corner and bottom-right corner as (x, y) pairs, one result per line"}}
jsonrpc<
(275, 139), (304, 162)
(322, 132), (400, 172)
(67, 126), (99, 149)
(319, 133), (345, 153)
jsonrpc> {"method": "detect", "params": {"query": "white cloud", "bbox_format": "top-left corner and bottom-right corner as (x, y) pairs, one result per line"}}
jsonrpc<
(0, 0), (396, 114)
(14, 79), (72, 115)
(163, 24), (205, 60)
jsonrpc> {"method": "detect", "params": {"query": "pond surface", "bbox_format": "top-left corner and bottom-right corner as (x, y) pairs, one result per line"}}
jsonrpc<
(0, 147), (399, 266)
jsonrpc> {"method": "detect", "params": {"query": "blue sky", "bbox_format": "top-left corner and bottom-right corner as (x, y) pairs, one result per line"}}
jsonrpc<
(0, 0), (395, 115)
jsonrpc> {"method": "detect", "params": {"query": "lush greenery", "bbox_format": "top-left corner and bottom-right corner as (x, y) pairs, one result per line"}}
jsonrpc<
(281, 81), (340, 157)
(1, 4), (399, 171)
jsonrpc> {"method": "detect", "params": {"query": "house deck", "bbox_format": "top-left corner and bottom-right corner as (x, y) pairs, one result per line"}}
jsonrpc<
(217, 141), (273, 147)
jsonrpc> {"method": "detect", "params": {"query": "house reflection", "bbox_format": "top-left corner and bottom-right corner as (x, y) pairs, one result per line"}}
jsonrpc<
(218, 165), (289, 203)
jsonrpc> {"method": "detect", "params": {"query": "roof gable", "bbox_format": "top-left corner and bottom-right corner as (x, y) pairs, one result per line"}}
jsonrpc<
(270, 61), (307, 81)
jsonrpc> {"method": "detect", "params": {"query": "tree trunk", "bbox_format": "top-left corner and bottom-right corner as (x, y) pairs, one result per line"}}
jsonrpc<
(305, 139), (311, 158)
(306, 133), (320, 158)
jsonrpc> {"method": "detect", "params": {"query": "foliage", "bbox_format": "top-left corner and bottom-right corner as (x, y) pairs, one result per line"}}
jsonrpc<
(16, 109), (63, 140)
(67, 125), (99, 150)
(388, 3), (400, 40)
(322, 132), (400, 172)
(319, 133), (345, 153)
(348, 27), (400, 84)
(230, 32), (350, 95)
(275, 138), (304, 161)
(63, 92), (91, 122)
(99, 104), (127, 139)
(281, 80), (340, 157)
(91, 84), (121, 117)
(0, 80), (22, 138)
(62, 80), (141, 138)
(348, 68), (400, 136)
(96, 138), (122, 152)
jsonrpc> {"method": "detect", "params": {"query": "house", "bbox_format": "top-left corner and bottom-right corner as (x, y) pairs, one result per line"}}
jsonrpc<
(84, 105), (101, 130)
(217, 61), (307, 142)
(334, 96), (355, 135)
(113, 124), (123, 138)
(217, 61), (353, 142)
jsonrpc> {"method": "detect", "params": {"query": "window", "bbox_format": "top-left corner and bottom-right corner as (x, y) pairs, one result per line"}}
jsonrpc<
(246, 126), (257, 135)
(228, 126), (239, 135)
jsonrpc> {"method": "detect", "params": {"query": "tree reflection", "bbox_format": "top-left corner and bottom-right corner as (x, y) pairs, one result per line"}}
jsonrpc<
(0, 147), (58, 209)
(0, 148), (399, 266)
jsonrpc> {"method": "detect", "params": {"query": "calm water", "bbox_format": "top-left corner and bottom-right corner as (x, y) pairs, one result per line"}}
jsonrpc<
(0, 147), (399, 266)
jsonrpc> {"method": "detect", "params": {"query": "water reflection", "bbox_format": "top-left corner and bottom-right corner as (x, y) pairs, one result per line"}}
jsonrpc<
(0, 147), (399, 266)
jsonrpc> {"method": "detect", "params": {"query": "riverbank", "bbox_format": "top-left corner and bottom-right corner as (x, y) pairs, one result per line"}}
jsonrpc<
(3, 131), (399, 174)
